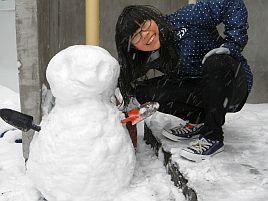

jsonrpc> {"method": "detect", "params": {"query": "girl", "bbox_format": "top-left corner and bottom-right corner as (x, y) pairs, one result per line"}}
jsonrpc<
(115, 0), (253, 162)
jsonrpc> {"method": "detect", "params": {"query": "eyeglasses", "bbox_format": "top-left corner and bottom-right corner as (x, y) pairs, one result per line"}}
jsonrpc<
(131, 20), (152, 45)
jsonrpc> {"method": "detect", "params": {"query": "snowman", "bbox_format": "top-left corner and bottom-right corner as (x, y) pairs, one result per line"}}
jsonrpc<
(26, 45), (136, 201)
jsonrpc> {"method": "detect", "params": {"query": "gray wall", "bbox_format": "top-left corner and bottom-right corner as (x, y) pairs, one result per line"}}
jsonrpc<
(0, 0), (19, 92)
(244, 0), (268, 103)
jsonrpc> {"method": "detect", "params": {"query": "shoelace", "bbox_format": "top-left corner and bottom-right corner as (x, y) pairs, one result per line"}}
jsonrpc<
(172, 122), (201, 134)
(189, 138), (213, 153)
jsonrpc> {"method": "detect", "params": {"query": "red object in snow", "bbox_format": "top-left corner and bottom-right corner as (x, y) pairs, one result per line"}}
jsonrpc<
(121, 102), (159, 125)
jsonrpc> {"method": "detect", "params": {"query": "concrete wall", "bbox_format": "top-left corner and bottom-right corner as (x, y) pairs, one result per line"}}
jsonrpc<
(244, 0), (268, 103)
(15, 0), (41, 160)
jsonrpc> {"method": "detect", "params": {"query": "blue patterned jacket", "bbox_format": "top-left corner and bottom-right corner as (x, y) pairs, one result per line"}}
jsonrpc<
(166, 0), (253, 92)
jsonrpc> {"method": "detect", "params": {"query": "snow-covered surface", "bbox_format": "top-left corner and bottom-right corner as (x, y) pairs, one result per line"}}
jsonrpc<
(0, 85), (20, 112)
(0, 131), (185, 201)
(115, 129), (185, 201)
(0, 85), (21, 139)
(0, 142), (40, 201)
(147, 105), (268, 201)
(0, 85), (39, 201)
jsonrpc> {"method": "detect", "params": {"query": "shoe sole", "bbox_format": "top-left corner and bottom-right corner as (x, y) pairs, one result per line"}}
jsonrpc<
(162, 129), (200, 142)
(180, 146), (224, 162)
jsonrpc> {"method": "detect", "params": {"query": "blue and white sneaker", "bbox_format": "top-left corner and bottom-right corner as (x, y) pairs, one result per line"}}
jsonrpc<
(180, 137), (224, 162)
(162, 122), (204, 141)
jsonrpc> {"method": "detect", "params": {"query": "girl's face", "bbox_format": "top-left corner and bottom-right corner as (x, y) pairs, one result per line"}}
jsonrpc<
(131, 20), (160, 51)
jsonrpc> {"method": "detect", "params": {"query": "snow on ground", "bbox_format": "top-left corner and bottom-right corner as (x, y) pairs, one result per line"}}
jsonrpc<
(0, 142), (41, 201)
(0, 85), (20, 136)
(0, 85), (185, 201)
(0, 85), (39, 201)
(147, 104), (268, 201)
(0, 133), (184, 201)
(115, 132), (185, 201)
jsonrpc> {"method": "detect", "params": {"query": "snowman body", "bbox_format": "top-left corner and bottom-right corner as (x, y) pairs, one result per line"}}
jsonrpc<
(27, 46), (136, 201)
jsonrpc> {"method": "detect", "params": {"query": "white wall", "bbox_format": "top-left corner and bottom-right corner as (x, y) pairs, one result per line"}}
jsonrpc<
(0, 0), (19, 92)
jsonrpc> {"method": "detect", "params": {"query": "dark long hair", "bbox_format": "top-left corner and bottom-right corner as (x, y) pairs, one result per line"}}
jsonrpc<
(115, 5), (179, 105)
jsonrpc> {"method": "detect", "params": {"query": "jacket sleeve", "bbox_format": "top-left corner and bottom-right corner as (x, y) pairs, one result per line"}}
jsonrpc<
(202, 0), (249, 55)
(169, 0), (249, 56)
(218, 0), (249, 56)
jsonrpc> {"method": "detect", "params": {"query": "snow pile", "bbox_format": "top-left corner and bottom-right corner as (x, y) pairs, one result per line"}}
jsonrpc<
(171, 104), (268, 201)
(0, 84), (39, 201)
(115, 134), (185, 201)
(0, 125), (185, 201)
(147, 104), (268, 201)
(0, 142), (40, 201)
(0, 85), (20, 133)
(26, 45), (136, 201)
(0, 85), (21, 143)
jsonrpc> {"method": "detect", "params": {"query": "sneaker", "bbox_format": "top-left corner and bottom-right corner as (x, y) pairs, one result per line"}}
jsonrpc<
(162, 122), (204, 141)
(180, 137), (224, 162)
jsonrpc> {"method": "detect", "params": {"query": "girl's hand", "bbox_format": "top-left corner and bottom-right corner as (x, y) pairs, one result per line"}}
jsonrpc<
(202, 47), (230, 64)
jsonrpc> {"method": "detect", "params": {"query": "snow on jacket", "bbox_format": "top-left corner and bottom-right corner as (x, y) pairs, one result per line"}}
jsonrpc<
(166, 0), (253, 92)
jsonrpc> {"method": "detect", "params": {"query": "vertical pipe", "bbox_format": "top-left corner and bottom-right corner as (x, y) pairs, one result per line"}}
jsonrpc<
(188, 0), (196, 4)
(85, 0), (99, 45)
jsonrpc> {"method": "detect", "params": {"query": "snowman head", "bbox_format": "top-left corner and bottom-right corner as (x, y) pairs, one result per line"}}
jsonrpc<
(46, 45), (120, 101)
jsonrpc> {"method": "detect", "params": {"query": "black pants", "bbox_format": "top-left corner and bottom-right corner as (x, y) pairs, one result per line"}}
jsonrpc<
(136, 54), (248, 142)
